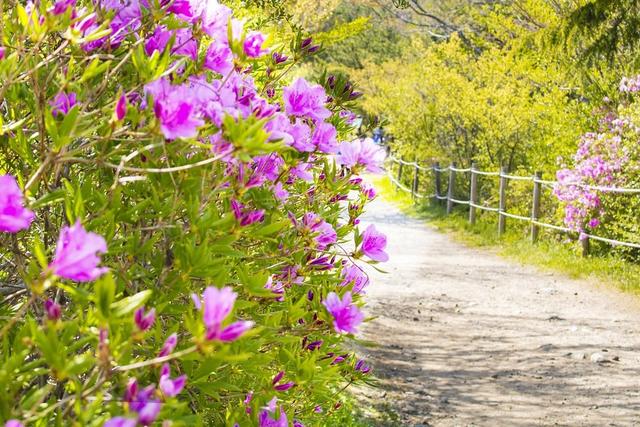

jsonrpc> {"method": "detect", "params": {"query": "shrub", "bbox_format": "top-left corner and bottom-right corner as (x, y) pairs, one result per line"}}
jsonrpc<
(554, 75), (640, 254)
(0, 0), (386, 425)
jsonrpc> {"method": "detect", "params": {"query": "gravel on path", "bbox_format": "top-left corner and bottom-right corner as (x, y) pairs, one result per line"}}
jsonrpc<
(355, 197), (640, 426)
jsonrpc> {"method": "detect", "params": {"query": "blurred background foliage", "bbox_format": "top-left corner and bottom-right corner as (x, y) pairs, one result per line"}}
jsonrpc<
(283, 0), (640, 172)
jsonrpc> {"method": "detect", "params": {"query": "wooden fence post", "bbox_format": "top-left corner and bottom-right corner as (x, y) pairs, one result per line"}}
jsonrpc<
(396, 159), (404, 192)
(531, 171), (542, 243)
(433, 162), (442, 205)
(447, 162), (456, 214)
(412, 160), (420, 201)
(581, 236), (590, 257)
(469, 162), (478, 225)
(498, 165), (507, 236)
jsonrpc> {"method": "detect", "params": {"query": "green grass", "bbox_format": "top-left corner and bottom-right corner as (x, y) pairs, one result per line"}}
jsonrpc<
(372, 176), (640, 295)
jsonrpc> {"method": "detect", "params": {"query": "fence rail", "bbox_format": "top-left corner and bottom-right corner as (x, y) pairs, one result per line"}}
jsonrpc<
(386, 156), (640, 254)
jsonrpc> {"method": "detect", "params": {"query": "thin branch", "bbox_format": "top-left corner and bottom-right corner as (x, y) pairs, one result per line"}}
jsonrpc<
(112, 345), (198, 372)
(58, 148), (235, 174)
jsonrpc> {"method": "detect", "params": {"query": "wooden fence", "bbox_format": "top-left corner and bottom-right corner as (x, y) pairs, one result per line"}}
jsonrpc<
(386, 156), (640, 256)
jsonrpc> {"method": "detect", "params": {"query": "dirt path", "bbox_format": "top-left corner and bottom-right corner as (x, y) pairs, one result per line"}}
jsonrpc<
(356, 198), (640, 426)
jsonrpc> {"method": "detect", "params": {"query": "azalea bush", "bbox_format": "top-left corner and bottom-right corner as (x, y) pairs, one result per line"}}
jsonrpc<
(554, 75), (640, 252)
(0, 0), (388, 425)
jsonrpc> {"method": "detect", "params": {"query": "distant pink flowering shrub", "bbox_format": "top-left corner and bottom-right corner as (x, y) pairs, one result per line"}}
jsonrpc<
(554, 76), (640, 246)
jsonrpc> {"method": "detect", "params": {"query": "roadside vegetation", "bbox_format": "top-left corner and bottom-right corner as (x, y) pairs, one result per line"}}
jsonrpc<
(373, 176), (640, 295)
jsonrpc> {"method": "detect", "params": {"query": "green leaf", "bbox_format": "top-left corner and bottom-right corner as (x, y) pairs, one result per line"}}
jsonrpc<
(67, 353), (94, 376)
(55, 105), (80, 150)
(44, 110), (60, 149)
(110, 290), (153, 317)
(94, 274), (116, 322)
(253, 220), (288, 237)
(31, 189), (65, 210)
(32, 238), (48, 270)
(79, 58), (112, 83)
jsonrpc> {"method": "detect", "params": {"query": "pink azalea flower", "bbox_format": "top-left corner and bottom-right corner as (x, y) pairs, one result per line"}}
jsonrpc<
(197, 287), (253, 342)
(340, 263), (369, 294)
(231, 199), (265, 226)
(271, 371), (285, 385)
(74, 12), (103, 51)
(271, 371), (296, 391)
(158, 333), (178, 357)
(272, 52), (287, 64)
(49, 222), (108, 282)
(360, 182), (376, 200)
(166, 0), (194, 21)
(137, 400), (161, 425)
(145, 77), (204, 140)
(252, 97), (278, 119)
(323, 291), (364, 334)
(50, 0), (76, 15)
(193, 72), (258, 125)
(104, 417), (137, 427)
(289, 120), (315, 152)
(0, 46), (5, 60)
(244, 31), (268, 58)
(115, 93), (127, 121)
(145, 26), (198, 61)
(4, 420), (24, 427)
(264, 276), (285, 301)
(204, 41), (234, 75)
(360, 224), (388, 262)
(134, 306), (156, 331)
(290, 162), (314, 182)
(272, 182), (289, 202)
(265, 113), (295, 145)
(82, 0), (141, 50)
(312, 122), (338, 153)
(258, 398), (288, 427)
(301, 213), (337, 250)
(44, 299), (62, 321)
(200, 1), (233, 39)
(283, 78), (331, 123)
(124, 379), (162, 425)
(0, 175), (35, 233)
(306, 340), (322, 351)
(339, 109), (357, 124)
(274, 382), (295, 391)
(50, 92), (78, 117)
(248, 154), (283, 185)
(337, 138), (386, 174)
(159, 363), (186, 397)
(355, 358), (371, 374)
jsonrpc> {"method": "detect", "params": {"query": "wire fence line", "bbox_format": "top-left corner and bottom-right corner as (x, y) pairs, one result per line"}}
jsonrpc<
(385, 156), (640, 254)
(386, 171), (432, 199)
(388, 156), (640, 194)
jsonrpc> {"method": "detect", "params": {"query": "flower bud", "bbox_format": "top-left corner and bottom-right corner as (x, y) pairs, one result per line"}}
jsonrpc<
(44, 299), (61, 321)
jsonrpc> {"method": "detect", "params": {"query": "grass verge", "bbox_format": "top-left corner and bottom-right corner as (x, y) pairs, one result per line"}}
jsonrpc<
(372, 175), (640, 295)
